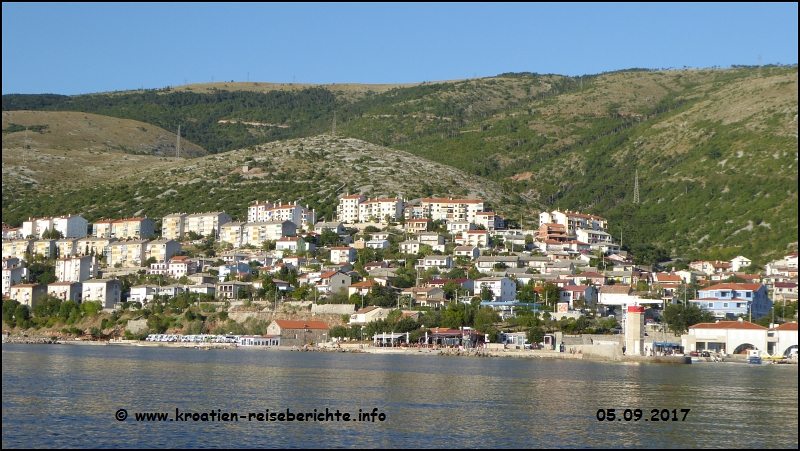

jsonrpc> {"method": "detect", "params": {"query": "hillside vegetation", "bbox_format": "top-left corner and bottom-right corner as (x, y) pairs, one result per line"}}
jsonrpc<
(2, 66), (797, 263)
(1, 135), (515, 227)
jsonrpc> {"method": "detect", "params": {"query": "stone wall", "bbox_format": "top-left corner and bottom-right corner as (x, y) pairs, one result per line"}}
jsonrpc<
(312, 304), (355, 315)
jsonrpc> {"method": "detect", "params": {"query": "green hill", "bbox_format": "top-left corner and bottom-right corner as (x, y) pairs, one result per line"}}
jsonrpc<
(2, 66), (797, 263)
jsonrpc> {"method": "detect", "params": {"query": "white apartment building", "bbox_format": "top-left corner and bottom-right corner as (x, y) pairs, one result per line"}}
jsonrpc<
(420, 198), (485, 224)
(357, 198), (404, 223)
(2, 258), (27, 297)
(336, 195), (366, 223)
(55, 255), (97, 282)
(82, 279), (122, 308)
(22, 214), (88, 239)
(460, 230), (490, 248)
(248, 201), (316, 229)
(185, 212), (232, 239)
(47, 282), (82, 302)
(329, 247), (357, 264)
(10, 283), (47, 308)
(474, 277), (517, 302)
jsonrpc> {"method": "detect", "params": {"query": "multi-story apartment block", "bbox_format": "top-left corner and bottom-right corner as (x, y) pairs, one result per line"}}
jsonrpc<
(74, 237), (117, 260)
(145, 239), (182, 263)
(474, 277), (517, 303)
(185, 212), (232, 239)
(475, 212), (499, 231)
(357, 198), (404, 223)
(336, 195), (366, 224)
(420, 198), (485, 224)
(2, 239), (33, 260)
(55, 255), (97, 282)
(22, 214), (88, 239)
(219, 222), (246, 248)
(241, 221), (297, 247)
(690, 283), (772, 320)
(329, 247), (357, 264)
(93, 217), (155, 240)
(31, 240), (56, 259)
(47, 282), (82, 302)
(248, 201), (316, 229)
(2, 258), (27, 297)
(10, 283), (47, 308)
(55, 239), (77, 258)
(539, 210), (608, 237)
(161, 213), (187, 240)
(82, 279), (122, 308)
(108, 240), (149, 267)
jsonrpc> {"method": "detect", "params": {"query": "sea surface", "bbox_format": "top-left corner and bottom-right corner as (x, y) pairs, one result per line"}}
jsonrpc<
(2, 344), (798, 448)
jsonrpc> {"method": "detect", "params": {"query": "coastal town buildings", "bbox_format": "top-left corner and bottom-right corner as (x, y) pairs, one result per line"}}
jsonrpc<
(93, 217), (154, 240)
(22, 214), (88, 239)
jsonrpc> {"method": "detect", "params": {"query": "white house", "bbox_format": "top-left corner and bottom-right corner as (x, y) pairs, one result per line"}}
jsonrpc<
(399, 241), (421, 255)
(453, 246), (480, 260)
(82, 279), (122, 308)
(681, 320), (768, 355)
(415, 255), (454, 271)
(55, 255), (97, 283)
(729, 256), (753, 272)
(2, 258), (27, 297)
(329, 247), (357, 264)
(474, 277), (516, 302)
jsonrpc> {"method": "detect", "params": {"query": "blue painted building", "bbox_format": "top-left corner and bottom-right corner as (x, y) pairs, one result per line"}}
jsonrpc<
(689, 283), (771, 319)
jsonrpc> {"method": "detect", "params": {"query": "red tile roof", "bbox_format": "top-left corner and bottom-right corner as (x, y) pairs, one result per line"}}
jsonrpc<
(700, 283), (763, 291)
(774, 322), (798, 331)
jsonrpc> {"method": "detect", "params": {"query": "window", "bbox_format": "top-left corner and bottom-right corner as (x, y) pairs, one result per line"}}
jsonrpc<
(723, 303), (728, 308)
(746, 292), (751, 298)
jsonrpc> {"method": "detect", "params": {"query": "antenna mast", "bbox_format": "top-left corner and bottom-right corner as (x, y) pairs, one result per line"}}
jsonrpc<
(633, 170), (640, 204)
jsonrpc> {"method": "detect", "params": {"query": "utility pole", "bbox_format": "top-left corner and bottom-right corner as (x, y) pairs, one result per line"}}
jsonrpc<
(332, 111), (337, 137)
(633, 170), (640, 204)
(176, 125), (181, 158)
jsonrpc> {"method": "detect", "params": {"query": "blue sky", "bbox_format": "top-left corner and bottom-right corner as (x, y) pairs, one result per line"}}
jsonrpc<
(2, 3), (797, 95)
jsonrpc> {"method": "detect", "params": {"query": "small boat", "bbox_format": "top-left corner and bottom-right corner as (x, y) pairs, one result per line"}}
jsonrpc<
(690, 357), (704, 363)
(748, 356), (762, 364)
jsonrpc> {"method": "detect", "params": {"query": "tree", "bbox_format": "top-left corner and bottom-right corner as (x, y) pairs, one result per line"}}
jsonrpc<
(540, 283), (560, 308)
(14, 305), (30, 328)
(661, 303), (715, 335)
(3, 299), (20, 327)
(527, 326), (545, 345)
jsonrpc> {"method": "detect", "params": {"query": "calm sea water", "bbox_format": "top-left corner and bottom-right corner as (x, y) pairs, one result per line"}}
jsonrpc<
(2, 344), (798, 448)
